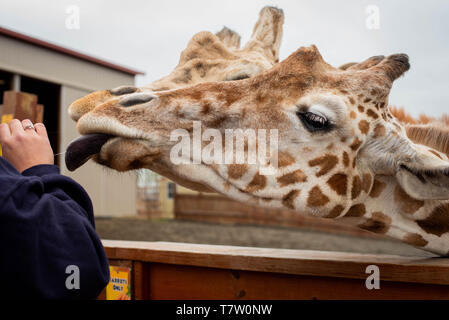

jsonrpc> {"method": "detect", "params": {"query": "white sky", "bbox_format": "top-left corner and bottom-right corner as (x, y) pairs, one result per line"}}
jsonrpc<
(0, 0), (448, 117)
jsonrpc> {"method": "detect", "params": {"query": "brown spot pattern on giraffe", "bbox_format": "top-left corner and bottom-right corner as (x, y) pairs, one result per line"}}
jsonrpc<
(343, 152), (350, 167)
(350, 111), (357, 119)
(403, 233), (428, 247)
(358, 212), (392, 234)
(351, 175), (362, 199)
(327, 173), (348, 196)
(348, 97), (356, 105)
(277, 169), (307, 187)
(227, 164), (248, 180)
(245, 173), (267, 193)
(358, 120), (370, 134)
(350, 138), (362, 151)
(394, 185), (424, 214)
(366, 109), (379, 119)
(352, 156), (357, 169)
(361, 173), (372, 193)
(282, 189), (301, 209)
(325, 205), (345, 218)
(416, 204), (449, 236)
(307, 186), (330, 207)
(345, 204), (366, 217)
(369, 179), (387, 198)
(278, 151), (295, 168)
(308, 154), (339, 177)
(201, 102), (212, 114)
(373, 124), (386, 138)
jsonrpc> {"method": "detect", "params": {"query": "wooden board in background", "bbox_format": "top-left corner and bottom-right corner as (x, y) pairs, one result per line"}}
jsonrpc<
(3, 91), (37, 121)
(174, 193), (379, 238)
(35, 104), (44, 123)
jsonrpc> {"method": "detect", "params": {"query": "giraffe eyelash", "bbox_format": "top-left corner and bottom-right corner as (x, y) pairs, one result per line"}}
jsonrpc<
(304, 113), (327, 125)
(297, 111), (333, 133)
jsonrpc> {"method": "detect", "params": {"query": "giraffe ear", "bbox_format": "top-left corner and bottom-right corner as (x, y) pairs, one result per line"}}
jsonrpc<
(216, 27), (241, 50)
(396, 149), (449, 200)
(369, 54), (410, 82)
(243, 6), (284, 63)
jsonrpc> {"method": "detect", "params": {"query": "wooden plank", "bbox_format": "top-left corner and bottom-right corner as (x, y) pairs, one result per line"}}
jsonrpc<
(174, 193), (378, 238)
(147, 263), (449, 300)
(102, 240), (449, 285)
(97, 288), (106, 300)
(132, 261), (149, 300)
(35, 104), (44, 123)
(3, 91), (37, 121)
(109, 259), (132, 269)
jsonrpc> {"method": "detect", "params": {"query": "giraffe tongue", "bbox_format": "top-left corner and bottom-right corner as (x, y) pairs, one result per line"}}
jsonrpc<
(65, 134), (112, 171)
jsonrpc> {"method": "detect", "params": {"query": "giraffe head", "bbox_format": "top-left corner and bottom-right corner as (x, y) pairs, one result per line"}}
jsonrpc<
(68, 6), (284, 121)
(67, 44), (449, 219)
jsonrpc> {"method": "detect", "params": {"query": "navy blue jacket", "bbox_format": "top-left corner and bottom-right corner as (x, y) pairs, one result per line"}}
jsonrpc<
(0, 157), (109, 299)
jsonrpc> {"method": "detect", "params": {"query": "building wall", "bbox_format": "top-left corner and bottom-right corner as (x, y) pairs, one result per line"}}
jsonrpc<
(0, 34), (138, 217)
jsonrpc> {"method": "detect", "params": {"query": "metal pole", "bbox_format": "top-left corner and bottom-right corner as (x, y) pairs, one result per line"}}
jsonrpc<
(12, 74), (20, 91)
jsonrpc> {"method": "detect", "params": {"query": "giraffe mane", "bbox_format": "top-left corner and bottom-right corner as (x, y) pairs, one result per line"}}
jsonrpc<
(405, 125), (449, 156)
(389, 106), (436, 125)
(390, 106), (449, 155)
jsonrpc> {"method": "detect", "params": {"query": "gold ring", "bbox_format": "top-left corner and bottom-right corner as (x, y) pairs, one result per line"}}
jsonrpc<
(24, 125), (35, 130)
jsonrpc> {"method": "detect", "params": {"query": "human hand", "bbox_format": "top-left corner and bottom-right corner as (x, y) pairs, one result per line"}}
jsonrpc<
(0, 119), (54, 173)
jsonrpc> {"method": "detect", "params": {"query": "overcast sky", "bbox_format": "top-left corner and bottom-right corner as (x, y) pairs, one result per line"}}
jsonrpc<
(0, 0), (448, 117)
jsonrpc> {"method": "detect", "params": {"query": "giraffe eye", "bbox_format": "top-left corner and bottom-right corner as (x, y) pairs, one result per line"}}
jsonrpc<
(227, 74), (250, 81)
(297, 112), (332, 132)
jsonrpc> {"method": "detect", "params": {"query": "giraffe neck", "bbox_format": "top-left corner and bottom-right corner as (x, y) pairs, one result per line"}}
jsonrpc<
(342, 175), (449, 256)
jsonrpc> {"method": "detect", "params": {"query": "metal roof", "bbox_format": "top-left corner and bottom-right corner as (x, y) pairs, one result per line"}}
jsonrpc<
(0, 26), (145, 76)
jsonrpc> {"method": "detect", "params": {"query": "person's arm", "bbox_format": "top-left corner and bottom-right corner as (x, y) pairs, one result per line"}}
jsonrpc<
(0, 119), (109, 299)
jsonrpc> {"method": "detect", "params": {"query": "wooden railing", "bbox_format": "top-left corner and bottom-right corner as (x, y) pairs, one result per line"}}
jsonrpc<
(100, 240), (449, 300)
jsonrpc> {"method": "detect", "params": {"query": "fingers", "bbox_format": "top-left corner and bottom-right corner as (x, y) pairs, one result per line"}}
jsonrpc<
(34, 123), (48, 138)
(0, 119), (47, 142)
(9, 119), (24, 135)
(0, 123), (11, 142)
(22, 119), (36, 135)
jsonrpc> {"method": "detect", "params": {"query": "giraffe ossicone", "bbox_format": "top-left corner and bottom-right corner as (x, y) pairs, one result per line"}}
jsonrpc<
(67, 8), (449, 256)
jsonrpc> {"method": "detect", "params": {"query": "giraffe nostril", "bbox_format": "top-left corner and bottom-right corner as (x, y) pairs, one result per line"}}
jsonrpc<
(109, 86), (138, 96)
(119, 93), (157, 107)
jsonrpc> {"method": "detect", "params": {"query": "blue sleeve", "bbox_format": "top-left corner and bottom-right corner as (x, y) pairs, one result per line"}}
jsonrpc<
(0, 158), (109, 299)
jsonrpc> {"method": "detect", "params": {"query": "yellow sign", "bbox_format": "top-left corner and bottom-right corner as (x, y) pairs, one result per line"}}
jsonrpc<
(106, 266), (131, 300)
(0, 114), (13, 156)
(1, 114), (13, 124)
